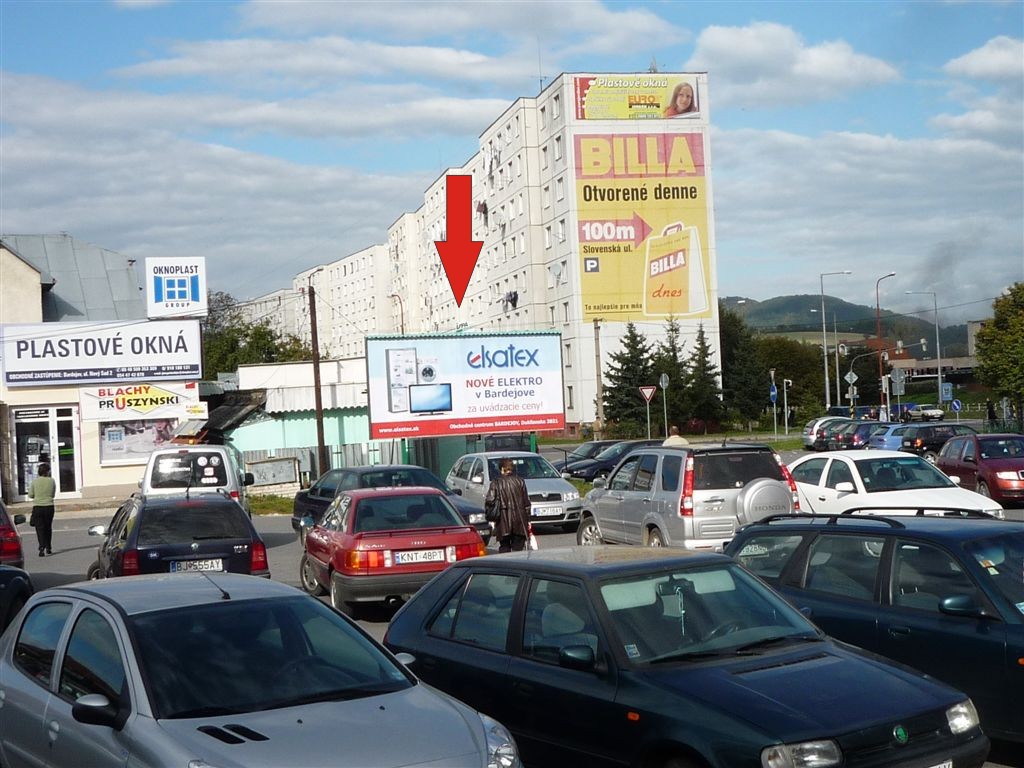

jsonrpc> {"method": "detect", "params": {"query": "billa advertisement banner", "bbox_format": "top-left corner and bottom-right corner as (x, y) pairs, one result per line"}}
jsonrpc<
(575, 131), (713, 321)
(574, 74), (704, 121)
(366, 333), (565, 439)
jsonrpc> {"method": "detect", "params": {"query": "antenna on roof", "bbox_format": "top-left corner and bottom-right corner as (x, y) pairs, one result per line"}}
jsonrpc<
(536, 37), (546, 93)
(649, 57), (659, 73)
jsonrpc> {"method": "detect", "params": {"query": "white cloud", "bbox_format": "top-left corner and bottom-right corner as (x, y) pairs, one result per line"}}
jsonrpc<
(685, 22), (900, 107)
(944, 35), (1024, 81)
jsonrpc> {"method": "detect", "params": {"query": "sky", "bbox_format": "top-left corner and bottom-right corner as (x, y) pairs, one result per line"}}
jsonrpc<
(2, 0), (1022, 325)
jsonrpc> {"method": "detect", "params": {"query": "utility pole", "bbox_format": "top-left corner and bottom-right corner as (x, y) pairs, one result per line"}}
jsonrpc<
(593, 318), (605, 439)
(308, 281), (329, 477)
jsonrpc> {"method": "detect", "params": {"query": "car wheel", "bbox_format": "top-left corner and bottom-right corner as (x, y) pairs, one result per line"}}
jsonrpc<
(978, 481), (991, 498)
(576, 516), (602, 546)
(87, 560), (102, 580)
(300, 553), (326, 596)
(330, 571), (357, 617)
(923, 451), (939, 465)
(647, 528), (665, 547)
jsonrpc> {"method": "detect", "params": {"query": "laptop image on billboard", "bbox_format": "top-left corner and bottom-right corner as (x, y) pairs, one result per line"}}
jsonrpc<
(408, 383), (453, 415)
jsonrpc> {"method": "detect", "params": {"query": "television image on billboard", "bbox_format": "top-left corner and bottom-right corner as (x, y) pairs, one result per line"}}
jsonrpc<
(408, 383), (453, 414)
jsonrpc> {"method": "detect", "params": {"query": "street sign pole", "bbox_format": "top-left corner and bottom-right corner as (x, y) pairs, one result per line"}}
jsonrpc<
(639, 386), (657, 440)
(769, 369), (778, 442)
(659, 374), (670, 439)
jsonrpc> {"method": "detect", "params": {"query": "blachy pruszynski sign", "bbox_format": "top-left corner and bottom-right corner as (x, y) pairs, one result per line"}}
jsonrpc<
(366, 332), (564, 439)
(1, 320), (202, 387)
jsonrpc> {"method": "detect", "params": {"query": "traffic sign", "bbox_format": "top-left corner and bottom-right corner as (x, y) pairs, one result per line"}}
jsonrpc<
(891, 368), (906, 385)
(659, 373), (670, 389)
(941, 382), (953, 402)
(951, 399), (962, 412)
(844, 371), (858, 385)
(769, 384), (778, 404)
(639, 386), (657, 403)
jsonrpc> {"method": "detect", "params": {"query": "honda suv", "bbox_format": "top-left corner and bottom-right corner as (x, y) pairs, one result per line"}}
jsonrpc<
(577, 443), (799, 551)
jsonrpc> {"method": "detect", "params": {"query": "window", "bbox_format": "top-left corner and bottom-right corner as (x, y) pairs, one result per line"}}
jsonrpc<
(609, 456), (641, 491)
(566, 385), (574, 409)
(554, 135), (563, 160)
(940, 437), (965, 460)
(633, 454), (659, 492)
(661, 455), (682, 491)
(453, 459), (472, 481)
(59, 609), (128, 705)
(541, 146), (548, 169)
(15, 601), (72, 685)
(556, 177), (564, 201)
(544, 226), (552, 248)
(543, 185), (551, 208)
(430, 573), (519, 651)
(563, 302), (570, 322)
(553, 94), (561, 119)
(549, 306), (556, 325)
(825, 460), (855, 489)
(734, 535), (805, 579)
(539, 106), (546, 129)
(559, 259), (567, 283)
(805, 535), (882, 600)
(564, 342), (571, 367)
(522, 579), (597, 663)
(892, 541), (979, 612)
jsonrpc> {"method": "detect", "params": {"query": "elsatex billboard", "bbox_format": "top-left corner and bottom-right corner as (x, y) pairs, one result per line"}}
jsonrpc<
(366, 332), (564, 439)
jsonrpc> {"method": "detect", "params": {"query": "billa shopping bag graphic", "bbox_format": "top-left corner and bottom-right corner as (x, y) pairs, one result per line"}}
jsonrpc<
(642, 222), (708, 317)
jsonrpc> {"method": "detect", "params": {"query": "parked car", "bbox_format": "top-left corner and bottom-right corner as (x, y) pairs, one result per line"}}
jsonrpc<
(938, 433), (1024, 509)
(827, 420), (884, 451)
(577, 444), (799, 551)
(0, 564), (32, 633)
(727, 513), (1024, 742)
(813, 417), (854, 451)
(900, 423), (977, 464)
(299, 486), (485, 616)
(550, 439), (620, 472)
(0, 574), (521, 768)
(86, 493), (269, 578)
(802, 416), (851, 450)
(139, 445), (254, 513)
(0, 499), (27, 569)
(867, 423), (911, 451)
(562, 438), (664, 482)
(292, 464), (490, 543)
(787, 450), (1005, 518)
(446, 451), (582, 531)
(384, 546), (989, 768)
(908, 403), (946, 421)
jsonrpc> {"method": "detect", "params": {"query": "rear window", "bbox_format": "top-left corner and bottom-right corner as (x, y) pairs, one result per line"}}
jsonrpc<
(693, 451), (783, 490)
(354, 494), (463, 533)
(137, 503), (251, 544)
(359, 468), (445, 490)
(150, 453), (229, 489)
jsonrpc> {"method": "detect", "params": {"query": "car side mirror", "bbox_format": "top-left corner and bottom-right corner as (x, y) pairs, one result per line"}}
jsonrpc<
(471, 475), (484, 484)
(393, 651), (416, 667)
(452, 488), (463, 495)
(561, 472), (571, 480)
(939, 594), (988, 619)
(243, 472), (255, 486)
(13, 513), (26, 526)
(949, 475), (961, 485)
(963, 456), (976, 465)
(834, 481), (856, 493)
(87, 524), (107, 537)
(559, 644), (596, 672)
(72, 694), (123, 730)
(592, 477), (607, 489)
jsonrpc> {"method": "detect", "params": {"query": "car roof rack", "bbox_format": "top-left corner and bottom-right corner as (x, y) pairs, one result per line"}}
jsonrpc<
(758, 513), (906, 529)
(841, 506), (998, 519)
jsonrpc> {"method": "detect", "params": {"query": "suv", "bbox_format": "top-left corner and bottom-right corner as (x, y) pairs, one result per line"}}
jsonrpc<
(726, 513), (1024, 742)
(140, 445), (255, 513)
(577, 443), (799, 550)
(900, 423), (977, 464)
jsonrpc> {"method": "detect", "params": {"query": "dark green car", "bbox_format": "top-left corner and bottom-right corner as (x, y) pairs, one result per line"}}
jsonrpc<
(384, 547), (989, 768)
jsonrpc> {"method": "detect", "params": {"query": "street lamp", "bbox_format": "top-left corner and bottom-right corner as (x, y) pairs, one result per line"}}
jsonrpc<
(875, 272), (896, 417)
(820, 270), (851, 410)
(906, 290), (942, 404)
(388, 293), (406, 335)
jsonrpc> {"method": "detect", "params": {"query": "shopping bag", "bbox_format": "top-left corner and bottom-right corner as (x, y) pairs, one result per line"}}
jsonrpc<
(527, 524), (539, 551)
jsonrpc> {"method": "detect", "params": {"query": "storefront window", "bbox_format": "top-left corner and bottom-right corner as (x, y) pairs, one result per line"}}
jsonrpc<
(99, 419), (178, 465)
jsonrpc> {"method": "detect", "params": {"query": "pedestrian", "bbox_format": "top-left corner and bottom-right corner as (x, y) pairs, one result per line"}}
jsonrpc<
(986, 399), (997, 426)
(663, 425), (689, 446)
(900, 405), (911, 424)
(28, 462), (56, 557)
(484, 458), (531, 553)
(787, 407), (797, 428)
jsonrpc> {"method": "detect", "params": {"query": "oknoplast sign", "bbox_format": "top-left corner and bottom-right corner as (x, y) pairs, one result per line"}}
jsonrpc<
(366, 332), (565, 439)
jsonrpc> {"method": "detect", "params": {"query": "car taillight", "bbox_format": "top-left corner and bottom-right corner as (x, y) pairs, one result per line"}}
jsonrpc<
(679, 456), (695, 517)
(914, 439), (924, 448)
(0, 527), (22, 563)
(250, 541), (268, 573)
(447, 542), (486, 562)
(123, 549), (140, 576)
(775, 454), (801, 511)
(346, 549), (388, 570)
(230, 490), (240, 500)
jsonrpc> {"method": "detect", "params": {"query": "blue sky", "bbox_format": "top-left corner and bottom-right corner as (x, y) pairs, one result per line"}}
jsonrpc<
(2, 0), (1021, 323)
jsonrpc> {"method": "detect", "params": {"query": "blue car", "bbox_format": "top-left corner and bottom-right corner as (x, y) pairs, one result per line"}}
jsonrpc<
(867, 423), (911, 451)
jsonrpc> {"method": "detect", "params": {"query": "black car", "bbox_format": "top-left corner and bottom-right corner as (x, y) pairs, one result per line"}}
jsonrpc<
(87, 492), (269, 578)
(384, 546), (989, 768)
(727, 511), (1024, 742)
(0, 564), (33, 633)
(900, 423), (977, 464)
(550, 440), (621, 472)
(291, 464), (490, 543)
(563, 439), (663, 481)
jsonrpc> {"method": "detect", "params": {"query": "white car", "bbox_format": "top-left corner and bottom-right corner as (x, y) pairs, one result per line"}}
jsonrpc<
(787, 450), (1004, 517)
(909, 403), (945, 421)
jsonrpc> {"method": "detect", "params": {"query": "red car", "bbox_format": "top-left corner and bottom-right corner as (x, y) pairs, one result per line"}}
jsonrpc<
(299, 486), (486, 616)
(0, 500), (27, 569)
(937, 432), (1024, 507)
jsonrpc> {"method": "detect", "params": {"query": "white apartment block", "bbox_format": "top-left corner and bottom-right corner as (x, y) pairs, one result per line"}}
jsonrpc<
(242, 73), (720, 434)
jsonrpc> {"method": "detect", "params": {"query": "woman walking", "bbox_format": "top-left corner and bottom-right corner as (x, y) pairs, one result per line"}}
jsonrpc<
(484, 458), (531, 552)
(29, 463), (56, 556)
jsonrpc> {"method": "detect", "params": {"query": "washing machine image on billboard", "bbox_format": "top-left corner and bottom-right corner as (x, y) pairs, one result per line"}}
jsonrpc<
(417, 356), (440, 383)
(386, 348), (418, 413)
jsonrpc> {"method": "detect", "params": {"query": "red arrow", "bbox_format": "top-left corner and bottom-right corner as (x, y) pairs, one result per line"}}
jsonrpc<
(434, 175), (483, 307)
(578, 212), (652, 248)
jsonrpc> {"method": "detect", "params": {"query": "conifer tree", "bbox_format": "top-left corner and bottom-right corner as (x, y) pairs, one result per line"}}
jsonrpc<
(652, 318), (690, 434)
(683, 323), (723, 430)
(603, 322), (654, 433)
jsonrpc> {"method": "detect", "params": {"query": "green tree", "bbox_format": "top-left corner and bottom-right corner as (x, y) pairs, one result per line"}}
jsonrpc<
(682, 323), (723, 430)
(754, 336), (828, 420)
(976, 282), (1024, 430)
(603, 322), (654, 433)
(719, 305), (764, 426)
(202, 291), (313, 378)
(651, 318), (690, 435)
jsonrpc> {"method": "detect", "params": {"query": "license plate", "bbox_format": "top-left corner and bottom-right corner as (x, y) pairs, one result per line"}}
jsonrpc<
(170, 558), (223, 572)
(927, 762), (952, 768)
(395, 549), (445, 565)
(532, 506), (563, 517)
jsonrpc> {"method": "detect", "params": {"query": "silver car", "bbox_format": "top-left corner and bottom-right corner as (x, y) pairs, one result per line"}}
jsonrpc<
(578, 444), (799, 551)
(0, 573), (520, 768)
(446, 451), (582, 530)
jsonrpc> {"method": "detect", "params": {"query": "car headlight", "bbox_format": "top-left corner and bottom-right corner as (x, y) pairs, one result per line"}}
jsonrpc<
(985, 508), (1005, 520)
(480, 713), (521, 768)
(468, 513), (487, 524)
(946, 699), (980, 735)
(563, 491), (580, 501)
(761, 740), (841, 768)
(995, 471), (1019, 480)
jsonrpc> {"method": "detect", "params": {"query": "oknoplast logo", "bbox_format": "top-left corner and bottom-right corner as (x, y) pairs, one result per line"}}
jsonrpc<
(466, 344), (540, 369)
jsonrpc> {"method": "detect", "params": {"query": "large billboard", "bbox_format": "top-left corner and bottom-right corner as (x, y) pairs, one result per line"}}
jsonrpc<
(1, 320), (202, 386)
(79, 381), (200, 421)
(145, 257), (208, 318)
(574, 74), (705, 122)
(366, 333), (564, 439)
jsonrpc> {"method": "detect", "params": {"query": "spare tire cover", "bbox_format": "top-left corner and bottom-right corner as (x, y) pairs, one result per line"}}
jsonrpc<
(736, 479), (793, 526)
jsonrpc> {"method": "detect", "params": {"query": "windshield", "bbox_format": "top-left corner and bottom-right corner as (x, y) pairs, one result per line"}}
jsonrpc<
(595, 442), (631, 462)
(359, 467), (448, 492)
(487, 455), (561, 479)
(599, 564), (817, 664)
(855, 455), (956, 492)
(132, 596), (412, 719)
(978, 437), (1024, 459)
(964, 532), (1024, 614)
(150, 453), (229, 489)
(566, 442), (604, 461)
